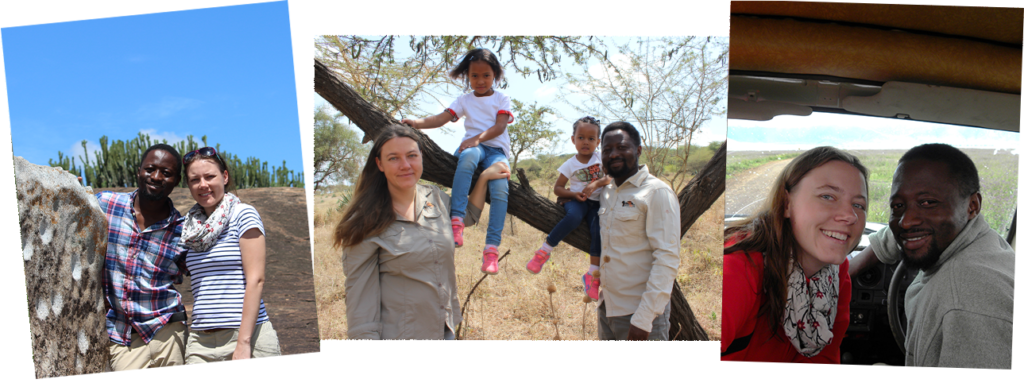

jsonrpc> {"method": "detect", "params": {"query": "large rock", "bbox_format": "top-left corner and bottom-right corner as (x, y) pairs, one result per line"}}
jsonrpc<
(15, 157), (109, 378)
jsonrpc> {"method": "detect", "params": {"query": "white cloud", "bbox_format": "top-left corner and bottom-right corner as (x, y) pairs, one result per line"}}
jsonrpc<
(68, 140), (100, 165)
(134, 97), (201, 120)
(139, 128), (186, 146)
(533, 83), (558, 99)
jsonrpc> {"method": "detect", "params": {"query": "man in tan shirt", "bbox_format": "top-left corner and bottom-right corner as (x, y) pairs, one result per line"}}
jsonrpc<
(596, 121), (681, 340)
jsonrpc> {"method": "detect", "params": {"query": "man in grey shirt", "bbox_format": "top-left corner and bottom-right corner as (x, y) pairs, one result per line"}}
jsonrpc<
(850, 144), (1013, 368)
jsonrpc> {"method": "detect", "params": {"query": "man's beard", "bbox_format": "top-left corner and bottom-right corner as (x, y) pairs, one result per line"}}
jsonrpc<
(138, 180), (167, 202)
(901, 240), (942, 271)
(605, 160), (634, 179)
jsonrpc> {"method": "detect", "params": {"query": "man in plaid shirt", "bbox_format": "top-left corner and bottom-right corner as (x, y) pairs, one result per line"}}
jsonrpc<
(98, 144), (188, 370)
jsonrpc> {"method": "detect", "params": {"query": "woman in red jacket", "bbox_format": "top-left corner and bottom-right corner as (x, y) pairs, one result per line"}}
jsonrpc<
(722, 146), (867, 363)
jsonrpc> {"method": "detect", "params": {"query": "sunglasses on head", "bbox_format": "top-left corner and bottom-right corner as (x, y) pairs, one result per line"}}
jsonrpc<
(183, 147), (219, 164)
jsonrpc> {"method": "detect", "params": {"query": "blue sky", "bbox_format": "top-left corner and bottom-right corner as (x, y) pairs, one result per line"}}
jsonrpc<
(3, 1), (302, 177)
(728, 113), (1020, 151)
(314, 36), (729, 158)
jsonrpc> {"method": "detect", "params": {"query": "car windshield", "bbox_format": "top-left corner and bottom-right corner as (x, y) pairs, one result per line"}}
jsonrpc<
(726, 112), (1019, 238)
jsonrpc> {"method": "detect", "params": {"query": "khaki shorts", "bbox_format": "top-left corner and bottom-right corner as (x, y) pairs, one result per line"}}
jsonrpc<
(109, 321), (187, 370)
(185, 321), (282, 364)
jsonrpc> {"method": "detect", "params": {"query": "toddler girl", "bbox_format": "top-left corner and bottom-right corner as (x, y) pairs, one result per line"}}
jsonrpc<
(525, 116), (609, 300)
(402, 48), (513, 275)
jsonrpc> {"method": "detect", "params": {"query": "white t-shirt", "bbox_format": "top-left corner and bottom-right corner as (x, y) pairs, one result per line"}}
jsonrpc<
(185, 203), (269, 330)
(447, 90), (514, 157)
(557, 151), (605, 201)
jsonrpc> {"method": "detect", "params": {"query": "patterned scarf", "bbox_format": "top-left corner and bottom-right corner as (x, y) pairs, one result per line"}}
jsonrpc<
(181, 192), (239, 252)
(782, 258), (840, 357)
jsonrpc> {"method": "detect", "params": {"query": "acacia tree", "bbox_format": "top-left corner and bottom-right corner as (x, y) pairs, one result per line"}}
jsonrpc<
(315, 59), (725, 340)
(507, 99), (559, 171)
(315, 35), (606, 126)
(560, 36), (728, 190)
(313, 104), (368, 190)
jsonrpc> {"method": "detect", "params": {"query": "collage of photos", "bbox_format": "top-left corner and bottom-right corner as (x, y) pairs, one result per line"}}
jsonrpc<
(0, 0), (1020, 382)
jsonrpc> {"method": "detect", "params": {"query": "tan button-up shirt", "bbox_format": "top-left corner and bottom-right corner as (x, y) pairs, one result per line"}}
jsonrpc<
(342, 184), (472, 339)
(598, 165), (681, 332)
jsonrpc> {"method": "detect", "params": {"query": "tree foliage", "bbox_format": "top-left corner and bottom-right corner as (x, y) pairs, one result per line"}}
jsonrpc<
(314, 103), (369, 190)
(49, 133), (303, 189)
(560, 36), (728, 190)
(315, 35), (606, 122)
(507, 98), (559, 171)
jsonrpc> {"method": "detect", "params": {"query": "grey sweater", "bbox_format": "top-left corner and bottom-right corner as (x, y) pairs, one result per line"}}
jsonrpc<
(869, 215), (1014, 368)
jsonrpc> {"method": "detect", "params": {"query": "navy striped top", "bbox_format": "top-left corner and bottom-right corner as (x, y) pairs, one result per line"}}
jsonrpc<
(185, 204), (269, 330)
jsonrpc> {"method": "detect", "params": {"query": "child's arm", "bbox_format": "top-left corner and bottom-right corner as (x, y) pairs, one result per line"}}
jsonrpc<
(458, 114), (510, 151)
(402, 111), (454, 130)
(581, 175), (612, 199)
(552, 174), (587, 201)
(468, 162), (511, 211)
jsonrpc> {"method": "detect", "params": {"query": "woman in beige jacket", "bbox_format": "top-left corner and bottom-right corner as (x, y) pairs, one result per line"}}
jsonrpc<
(333, 124), (508, 340)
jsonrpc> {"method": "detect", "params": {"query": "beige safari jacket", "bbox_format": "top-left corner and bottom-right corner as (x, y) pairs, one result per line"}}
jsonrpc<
(597, 165), (681, 332)
(342, 184), (478, 339)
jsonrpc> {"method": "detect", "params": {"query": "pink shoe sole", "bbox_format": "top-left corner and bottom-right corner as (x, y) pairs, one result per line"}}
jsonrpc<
(481, 250), (499, 275)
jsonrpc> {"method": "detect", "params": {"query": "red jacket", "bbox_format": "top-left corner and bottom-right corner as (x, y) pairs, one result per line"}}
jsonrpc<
(721, 243), (851, 363)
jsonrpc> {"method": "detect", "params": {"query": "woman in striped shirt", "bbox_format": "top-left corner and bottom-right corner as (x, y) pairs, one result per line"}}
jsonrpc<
(180, 147), (281, 362)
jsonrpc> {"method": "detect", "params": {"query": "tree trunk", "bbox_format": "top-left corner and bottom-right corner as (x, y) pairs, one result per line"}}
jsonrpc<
(315, 58), (726, 341)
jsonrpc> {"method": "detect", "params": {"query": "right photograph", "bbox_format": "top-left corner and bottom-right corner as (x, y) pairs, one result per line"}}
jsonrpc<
(723, 2), (1020, 368)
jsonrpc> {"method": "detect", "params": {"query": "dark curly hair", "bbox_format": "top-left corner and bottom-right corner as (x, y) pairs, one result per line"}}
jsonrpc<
(899, 143), (980, 198)
(448, 48), (504, 90)
(601, 121), (641, 147)
(572, 116), (601, 134)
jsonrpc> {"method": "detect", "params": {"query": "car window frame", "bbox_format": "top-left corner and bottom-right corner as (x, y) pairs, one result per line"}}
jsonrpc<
(1007, 204), (1015, 252)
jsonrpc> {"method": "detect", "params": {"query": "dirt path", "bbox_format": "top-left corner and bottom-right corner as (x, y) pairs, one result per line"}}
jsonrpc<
(725, 159), (793, 217)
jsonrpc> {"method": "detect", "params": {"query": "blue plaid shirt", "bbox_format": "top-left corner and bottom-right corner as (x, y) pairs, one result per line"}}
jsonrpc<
(97, 190), (186, 346)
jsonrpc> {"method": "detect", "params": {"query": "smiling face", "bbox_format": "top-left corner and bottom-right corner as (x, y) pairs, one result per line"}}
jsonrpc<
(572, 122), (600, 157)
(186, 159), (229, 215)
(137, 149), (180, 202)
(601, 129), (641, 184)
(785, 160), (868, 276)
(888, 158), (979, 270)
(468, 61), (495, 97)
(375, 136), (423, 193)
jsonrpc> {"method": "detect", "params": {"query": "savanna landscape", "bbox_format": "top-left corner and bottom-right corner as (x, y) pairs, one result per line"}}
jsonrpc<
(313, 165), (725, 340)
(726, 148), (1019, 236)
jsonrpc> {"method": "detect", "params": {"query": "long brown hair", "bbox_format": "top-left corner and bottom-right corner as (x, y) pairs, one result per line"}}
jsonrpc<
(333, 124), (422, 248)
(724, 146), (868, 336)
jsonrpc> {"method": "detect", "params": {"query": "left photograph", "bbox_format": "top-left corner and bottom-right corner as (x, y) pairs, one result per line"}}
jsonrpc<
(3, 2), (318, 378)
(313, 36), (728, 341)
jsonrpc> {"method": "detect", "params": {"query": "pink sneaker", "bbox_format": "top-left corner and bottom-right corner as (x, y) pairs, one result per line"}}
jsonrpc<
(526, 249), (551, 274)
(481, 247), (499, 275)
(452, 220), (464, 248)
(583, 272), (600, 301)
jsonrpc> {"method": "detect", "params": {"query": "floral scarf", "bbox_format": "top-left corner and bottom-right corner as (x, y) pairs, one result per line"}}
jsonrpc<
(782, 259), (840, 358)
(181, 192), (239, 252)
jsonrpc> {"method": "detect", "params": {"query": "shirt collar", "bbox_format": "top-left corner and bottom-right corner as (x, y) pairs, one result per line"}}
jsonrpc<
(129, 189), (184, 230)
(394, 185), (429, 223)
(620, 164), (650, 189)
(927, 214), (989, 274)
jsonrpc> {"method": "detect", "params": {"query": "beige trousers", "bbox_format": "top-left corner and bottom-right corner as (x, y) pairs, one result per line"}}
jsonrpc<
(108, 321), (187, 370)
(185, 321), (282, 364)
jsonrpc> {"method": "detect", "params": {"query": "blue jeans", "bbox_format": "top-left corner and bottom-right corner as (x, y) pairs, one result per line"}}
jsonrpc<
(546, 199), (601, 258)
(450, 144), (509, 246)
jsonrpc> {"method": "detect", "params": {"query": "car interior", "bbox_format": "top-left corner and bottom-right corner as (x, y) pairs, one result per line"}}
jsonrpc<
(727, 2), (1021, 365)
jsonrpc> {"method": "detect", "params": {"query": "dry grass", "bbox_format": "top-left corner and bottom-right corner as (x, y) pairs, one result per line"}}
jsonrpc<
(312, 178), (723, 340)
